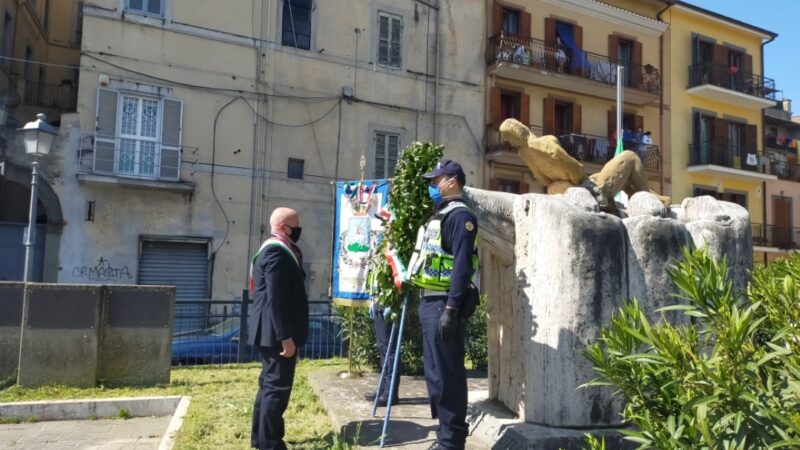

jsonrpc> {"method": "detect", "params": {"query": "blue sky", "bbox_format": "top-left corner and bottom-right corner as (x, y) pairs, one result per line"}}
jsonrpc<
(685, 0), (800, 114)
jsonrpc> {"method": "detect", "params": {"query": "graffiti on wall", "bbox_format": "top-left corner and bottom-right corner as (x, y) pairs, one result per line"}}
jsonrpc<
(72, 257), (134, 282)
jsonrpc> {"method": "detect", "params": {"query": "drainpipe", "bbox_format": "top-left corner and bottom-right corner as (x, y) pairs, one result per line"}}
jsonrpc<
(656, 2), (673, 196)
(761, 33), (776, 263)
(432, 0), (440, 143)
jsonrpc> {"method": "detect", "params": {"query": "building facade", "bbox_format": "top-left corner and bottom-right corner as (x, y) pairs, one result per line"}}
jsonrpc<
(14, 0), (485, 307)
(0, 0), (81, 282)
(660, 2), (780, 262)
(484, 0), (668, 195)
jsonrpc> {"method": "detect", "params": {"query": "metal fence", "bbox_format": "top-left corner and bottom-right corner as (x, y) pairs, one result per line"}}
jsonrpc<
(171, 290), (348, 366)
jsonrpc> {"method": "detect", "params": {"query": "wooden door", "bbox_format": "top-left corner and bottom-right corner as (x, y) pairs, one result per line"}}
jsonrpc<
(773, 196), (791, 247)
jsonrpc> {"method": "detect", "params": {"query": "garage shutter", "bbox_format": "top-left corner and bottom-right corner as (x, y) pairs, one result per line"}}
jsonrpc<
(138, 240), (209, 333)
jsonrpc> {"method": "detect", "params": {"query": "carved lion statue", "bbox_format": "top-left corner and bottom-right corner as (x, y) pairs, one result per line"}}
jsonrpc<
(499, 118), (670, 211)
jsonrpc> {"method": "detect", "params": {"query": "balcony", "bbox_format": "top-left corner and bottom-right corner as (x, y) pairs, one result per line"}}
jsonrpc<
(766, 156), (800, 182)
(486, 125), (661, 173)
(687, 63), (779, 109)
(688, 142), (776, 182)
(22, 80), (78, 111)
(486, 33), (660, 106)
(752, 223), (800, 250)
(77, 136), (195, 192)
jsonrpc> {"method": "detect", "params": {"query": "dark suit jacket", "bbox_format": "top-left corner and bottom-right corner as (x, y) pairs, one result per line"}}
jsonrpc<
(247, 243), (309, 348)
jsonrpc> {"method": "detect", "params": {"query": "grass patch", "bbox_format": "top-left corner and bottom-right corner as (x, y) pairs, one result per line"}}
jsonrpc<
(0, 358), (348, 449)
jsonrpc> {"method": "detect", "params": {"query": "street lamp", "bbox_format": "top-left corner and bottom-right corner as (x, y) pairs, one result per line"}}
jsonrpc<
(18, 113), (56, 282)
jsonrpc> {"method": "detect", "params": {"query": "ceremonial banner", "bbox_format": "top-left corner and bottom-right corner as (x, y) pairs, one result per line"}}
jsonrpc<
(332, 180), (390, 305)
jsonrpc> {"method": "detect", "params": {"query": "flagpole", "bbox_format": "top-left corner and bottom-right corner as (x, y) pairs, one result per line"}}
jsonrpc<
(616, 64), (623, 156)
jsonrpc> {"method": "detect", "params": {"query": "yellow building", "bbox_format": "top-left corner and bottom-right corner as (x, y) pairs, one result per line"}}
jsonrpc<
(484, 0), (668, 195)
(660, 2), (779, 262)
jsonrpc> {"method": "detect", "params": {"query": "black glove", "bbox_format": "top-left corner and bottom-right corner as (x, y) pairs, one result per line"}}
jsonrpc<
(439, 307), (459, 341)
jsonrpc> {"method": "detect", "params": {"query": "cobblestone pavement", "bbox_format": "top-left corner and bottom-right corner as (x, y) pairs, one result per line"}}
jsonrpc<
(0, 416), (170, 450)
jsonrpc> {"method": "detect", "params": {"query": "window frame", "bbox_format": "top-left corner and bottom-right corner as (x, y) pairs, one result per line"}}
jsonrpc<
(376, 10), (403, 69)
(124, 0), (165, 18)
(287, 158), (305, 180)
(499, 90), (522, 122)
(501, 7), (521, 35)
(280, 0), (313, 51)
(116, 92), (164, 178)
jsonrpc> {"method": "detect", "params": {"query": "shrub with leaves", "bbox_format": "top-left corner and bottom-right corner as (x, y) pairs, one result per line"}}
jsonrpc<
(583, 249), (800, 449)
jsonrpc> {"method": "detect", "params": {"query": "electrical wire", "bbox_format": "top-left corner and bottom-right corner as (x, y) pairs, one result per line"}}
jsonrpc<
(82, 52), (339, 101)
(244, 97), (343, 127)
(210, 96), (245, 255)
(0, 54), (80, 69)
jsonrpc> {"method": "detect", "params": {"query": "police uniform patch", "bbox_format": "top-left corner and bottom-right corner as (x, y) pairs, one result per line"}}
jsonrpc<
(465, 221), (475, 232)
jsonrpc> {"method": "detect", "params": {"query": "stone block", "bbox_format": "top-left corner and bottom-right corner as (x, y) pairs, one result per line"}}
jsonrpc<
(514, 194), (624, 427)
(0, 282), (24, 381)
(628, 191), (668, 217)
(563, 187), (599, 212)
(17, 284), (101, 388)
(624, 216), (693, 325)
(97, 285), (175, 386)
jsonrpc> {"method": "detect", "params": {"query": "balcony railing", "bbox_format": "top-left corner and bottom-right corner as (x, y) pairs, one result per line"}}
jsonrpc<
(522, 125), (661, 172)
(752, 223), (800, 249)
(766, 157), (800, 182)
(78, 135), (185, 182)
(487, 33), (660, 95)
(688, 63), (779, 100)
(689, 142), (766, 173)
(23, 80), (78, 111)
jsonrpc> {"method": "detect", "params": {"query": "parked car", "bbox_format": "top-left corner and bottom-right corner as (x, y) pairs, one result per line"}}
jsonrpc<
(171, 316), (347, 365)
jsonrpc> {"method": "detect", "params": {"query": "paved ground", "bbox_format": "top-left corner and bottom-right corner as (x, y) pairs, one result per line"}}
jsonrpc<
(309, 369), (492, 449)
(0, 416), (170, 450)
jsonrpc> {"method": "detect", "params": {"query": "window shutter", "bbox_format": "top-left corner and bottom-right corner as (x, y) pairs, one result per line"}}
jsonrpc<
(128, 0), (144, 11)
(608, 34), (619, 62)
(94, 88), (118, 174)
(714, 117), (728, 149)
(375, 132), (386, 178)
(714, 44), (728, 87)
(492, 2), (502, 36)
(574, 24), (583, 50)
(634, 115), (644, 133)
(572, 103), (582, 134)
(146, 0), (162, 15)
(742, 53), (753, 76)
(387, 134), (399, 176)
(631, 41), (643, 87)
(489, 178), (499, 191)
(543, 97), (555, 136)
(160, 98), (182, 180)
(744, 124), (757, 153)
(390, 15), (402, 68)
(607, 109), (616, 141)
(490, 87), (501, 128)
(520, 11), (531, 38)
(378, 14), (389, 66)
(520, 182), (530, 193)
(520, 93), (530, 127)
(544, 17), (556, 69)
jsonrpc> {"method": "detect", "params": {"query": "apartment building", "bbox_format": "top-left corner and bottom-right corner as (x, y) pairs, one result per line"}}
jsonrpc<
(484, 0), (668, 195)
(17, 1), (484, 307)
(759, 99), (800, 262)
(660, 2), (779, 263)
(0, 0), (81, 281)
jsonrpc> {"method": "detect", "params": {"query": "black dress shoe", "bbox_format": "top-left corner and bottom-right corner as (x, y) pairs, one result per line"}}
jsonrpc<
(364, 391), (376, 402)
(374, 397), (400, 407)
(425, 442), (443, 450)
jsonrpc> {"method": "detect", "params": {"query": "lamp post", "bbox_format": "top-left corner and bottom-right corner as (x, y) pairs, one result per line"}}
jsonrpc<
(19, 113), (56, 282)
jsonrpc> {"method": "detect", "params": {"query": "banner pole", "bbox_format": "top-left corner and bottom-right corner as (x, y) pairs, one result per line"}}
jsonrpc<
(372, 321), (397, 417)
(380, 293), (408, 448)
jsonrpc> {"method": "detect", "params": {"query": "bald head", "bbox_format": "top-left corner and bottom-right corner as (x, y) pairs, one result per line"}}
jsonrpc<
(269, 207), (300, 235)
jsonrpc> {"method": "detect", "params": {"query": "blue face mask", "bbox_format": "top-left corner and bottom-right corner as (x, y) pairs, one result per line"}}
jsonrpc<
(428, 184), (443, 205)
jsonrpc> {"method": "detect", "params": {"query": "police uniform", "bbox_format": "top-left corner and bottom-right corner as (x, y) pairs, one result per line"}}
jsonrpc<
(410, 161), (478, 450)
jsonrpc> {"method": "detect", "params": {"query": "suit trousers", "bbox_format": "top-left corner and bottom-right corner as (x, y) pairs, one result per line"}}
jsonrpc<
(251, 346), (297, 450)
(419, 296), (468, 450)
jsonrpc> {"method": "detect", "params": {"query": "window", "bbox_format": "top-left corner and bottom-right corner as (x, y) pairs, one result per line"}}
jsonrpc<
(125, 0), (164, 17)
(43, 0), (49, 32)
(377, 11), (402, 68)
(24, 47), (32, 81)
(693, 187), (747, 209)
(617, 39), (633, 87)
(374, 131), (400, 178)
(288, 158), (304, 179)
(500, 91), (521, 122)
(93, 88), (183, 181)
(501, 8), (520, 35)
(554, 101), (573, 134)
(2, 13), (13, 68)
(282, 0), (311, 50)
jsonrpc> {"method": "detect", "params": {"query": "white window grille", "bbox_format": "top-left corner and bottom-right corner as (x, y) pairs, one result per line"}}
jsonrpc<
(125, 0), (164, 16)
(94, 88), (183, 181)
(374, 131), (400, 178)
(377, 12), (402, 69)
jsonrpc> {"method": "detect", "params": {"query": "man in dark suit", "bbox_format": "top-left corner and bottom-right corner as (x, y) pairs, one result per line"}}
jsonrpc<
(249, 207), (309, 450)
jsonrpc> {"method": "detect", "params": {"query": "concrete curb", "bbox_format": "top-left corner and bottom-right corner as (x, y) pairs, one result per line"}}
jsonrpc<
(159, 396), (192, 450)
(0, 395), (183, 421)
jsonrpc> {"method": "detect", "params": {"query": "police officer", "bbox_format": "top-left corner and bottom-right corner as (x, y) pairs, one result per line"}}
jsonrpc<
(409, 160), (478, 450)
